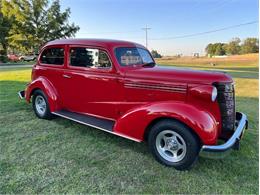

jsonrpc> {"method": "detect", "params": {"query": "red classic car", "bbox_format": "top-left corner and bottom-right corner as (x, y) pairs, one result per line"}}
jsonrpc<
(18, 39), (248, 170)
(7, 54), (20, 62)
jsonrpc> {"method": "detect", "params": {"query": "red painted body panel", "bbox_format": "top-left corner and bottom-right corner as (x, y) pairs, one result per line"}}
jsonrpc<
(62, 69), (124, 119)
(187, 84), (222, 136)
(113, 102), (218, 145)
(125, 66), (232, 84)
(25, 76), (61, 112)
(25, 39), (234, 145)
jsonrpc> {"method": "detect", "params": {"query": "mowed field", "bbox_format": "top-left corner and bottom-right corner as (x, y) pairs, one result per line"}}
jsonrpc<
(0, 54), (258, 194)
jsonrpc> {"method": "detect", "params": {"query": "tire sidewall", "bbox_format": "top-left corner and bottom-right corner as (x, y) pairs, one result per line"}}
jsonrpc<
(32, 90), (51, 119)
(148, 120), (200, 170)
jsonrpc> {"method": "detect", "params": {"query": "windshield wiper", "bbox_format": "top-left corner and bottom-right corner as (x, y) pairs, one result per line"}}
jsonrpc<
(142, 62), (156, 67)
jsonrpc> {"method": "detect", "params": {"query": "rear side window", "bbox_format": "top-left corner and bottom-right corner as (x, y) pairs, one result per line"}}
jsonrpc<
(69, 47), (111, 68)
(40, 47), (64, 65)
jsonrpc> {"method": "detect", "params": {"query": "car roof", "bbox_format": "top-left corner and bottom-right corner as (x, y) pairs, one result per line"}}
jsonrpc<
(44, 38), (145, 49)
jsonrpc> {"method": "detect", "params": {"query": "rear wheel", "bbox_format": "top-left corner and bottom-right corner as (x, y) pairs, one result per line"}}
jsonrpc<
(32, 89), (53, 119)
(148, 119), (200, 170)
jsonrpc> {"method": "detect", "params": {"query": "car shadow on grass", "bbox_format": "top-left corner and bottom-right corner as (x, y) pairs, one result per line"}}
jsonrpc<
(53, 116), (149, 154)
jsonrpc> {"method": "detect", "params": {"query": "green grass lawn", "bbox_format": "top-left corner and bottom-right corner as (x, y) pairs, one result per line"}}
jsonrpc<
(0, 59), (258, 193)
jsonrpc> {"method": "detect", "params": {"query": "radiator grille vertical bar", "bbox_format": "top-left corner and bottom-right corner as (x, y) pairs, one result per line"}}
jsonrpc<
(215, 83), (235, 131)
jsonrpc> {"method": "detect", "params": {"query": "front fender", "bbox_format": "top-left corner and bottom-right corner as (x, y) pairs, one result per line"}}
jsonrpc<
(113, 102), (218, 145)
(25, 76), (60, 112)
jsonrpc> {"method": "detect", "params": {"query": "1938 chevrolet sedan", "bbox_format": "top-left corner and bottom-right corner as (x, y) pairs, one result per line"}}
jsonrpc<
(19, 39), (248, 170)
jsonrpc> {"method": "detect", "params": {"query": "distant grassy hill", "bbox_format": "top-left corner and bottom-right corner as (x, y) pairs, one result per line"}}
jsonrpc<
(155, 53), (259, 68)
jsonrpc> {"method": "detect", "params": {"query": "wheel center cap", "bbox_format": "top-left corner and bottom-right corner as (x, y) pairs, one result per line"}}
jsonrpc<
(167, 139), (178, 150)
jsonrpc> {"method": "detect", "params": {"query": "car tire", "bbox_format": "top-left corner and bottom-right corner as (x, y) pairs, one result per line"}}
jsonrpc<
(148, 119), (201, 170)
(32, 89), (53, 120)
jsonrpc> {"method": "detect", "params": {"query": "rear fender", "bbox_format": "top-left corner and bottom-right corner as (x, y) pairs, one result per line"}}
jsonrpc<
(113, 102), (218, 145)
(25, 77), (60, 112)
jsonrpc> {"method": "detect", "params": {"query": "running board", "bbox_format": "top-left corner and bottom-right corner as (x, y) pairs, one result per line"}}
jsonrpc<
(53, 110), (114, 132)
(52, 110), (141, 142)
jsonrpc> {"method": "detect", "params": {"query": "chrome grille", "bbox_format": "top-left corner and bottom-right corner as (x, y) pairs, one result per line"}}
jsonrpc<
(215, 83), (235, 131)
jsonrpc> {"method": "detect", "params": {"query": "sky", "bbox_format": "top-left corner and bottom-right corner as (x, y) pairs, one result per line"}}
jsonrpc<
(60, 0), (259, 55)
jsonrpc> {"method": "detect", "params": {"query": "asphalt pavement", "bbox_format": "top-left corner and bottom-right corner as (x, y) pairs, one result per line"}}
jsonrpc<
(0, 64), (33, 69)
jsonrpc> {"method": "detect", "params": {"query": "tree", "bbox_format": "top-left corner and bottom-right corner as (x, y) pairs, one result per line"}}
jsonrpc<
(214, 43), (226, 56)
(225, 37), (241, 55)
(205, 43), (215, 56)
(205, 37), (259, 56)
(151, 50), (162, 58)
(0, 1), (12, 62)
(241, 38), (259, 54)
(205, 43), (226, 56)
(1, 0), (80, 53)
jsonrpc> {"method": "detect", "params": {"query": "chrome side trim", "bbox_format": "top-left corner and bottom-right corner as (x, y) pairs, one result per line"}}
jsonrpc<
(18, 90), (25, 99)
(200, 112), (248, 158)
(52, 111), (142, 143)
(124, 82), (187, 93)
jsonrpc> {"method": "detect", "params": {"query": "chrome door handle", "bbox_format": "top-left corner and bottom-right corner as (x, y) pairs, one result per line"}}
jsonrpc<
(63, 74), (71, 79)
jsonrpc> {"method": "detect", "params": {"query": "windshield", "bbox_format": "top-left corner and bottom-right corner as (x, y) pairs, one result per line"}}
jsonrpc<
(115, 47), (154, 66)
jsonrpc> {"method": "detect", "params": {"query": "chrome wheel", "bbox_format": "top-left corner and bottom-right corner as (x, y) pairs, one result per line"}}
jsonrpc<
(156, 130), (187, 163)
(35, 95), (46, 116)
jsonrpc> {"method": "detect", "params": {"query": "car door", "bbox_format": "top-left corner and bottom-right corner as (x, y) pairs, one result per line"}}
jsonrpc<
(61, 45), (124, 120)
(38, 46), (65, 102)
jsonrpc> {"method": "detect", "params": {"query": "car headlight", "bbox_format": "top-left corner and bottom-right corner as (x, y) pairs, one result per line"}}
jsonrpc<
(211, 86), (218, 102)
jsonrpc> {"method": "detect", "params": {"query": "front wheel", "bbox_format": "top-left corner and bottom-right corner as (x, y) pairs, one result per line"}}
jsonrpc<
(148, 119), (200, 170)
(32, 89), (53, 119)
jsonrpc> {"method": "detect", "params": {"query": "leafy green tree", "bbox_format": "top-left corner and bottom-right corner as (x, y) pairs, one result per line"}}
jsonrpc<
(214, 43), (226, 56)
(0, 1), (12, 62)
(225, 37), (241, 55)
(241, 38), (259, 54)
(1, 0), (80, 53)
(206, 43), (226, 56)
(151, 50), (162, 58)
(205, 43), (215, 56)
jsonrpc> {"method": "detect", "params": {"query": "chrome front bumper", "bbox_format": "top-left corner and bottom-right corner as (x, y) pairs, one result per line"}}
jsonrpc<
(200, 112), (248, 158)
(18, 90), (25, 99)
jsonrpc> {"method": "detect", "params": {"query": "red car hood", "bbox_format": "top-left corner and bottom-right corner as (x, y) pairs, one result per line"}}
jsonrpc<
(125, 66), (233, 84)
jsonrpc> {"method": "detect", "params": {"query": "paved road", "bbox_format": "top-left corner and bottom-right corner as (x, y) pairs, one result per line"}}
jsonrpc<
(0, 64), (33, 69)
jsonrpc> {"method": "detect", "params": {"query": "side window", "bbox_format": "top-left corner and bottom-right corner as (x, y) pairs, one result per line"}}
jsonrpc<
(69, 47), (111, 68)
(40, 47), (64, 65)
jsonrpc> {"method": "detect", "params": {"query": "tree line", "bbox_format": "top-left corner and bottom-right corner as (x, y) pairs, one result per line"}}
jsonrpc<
(151, 50), (162, 58)
(0, 0), (80, 62)
(205, 37), (259, 56)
